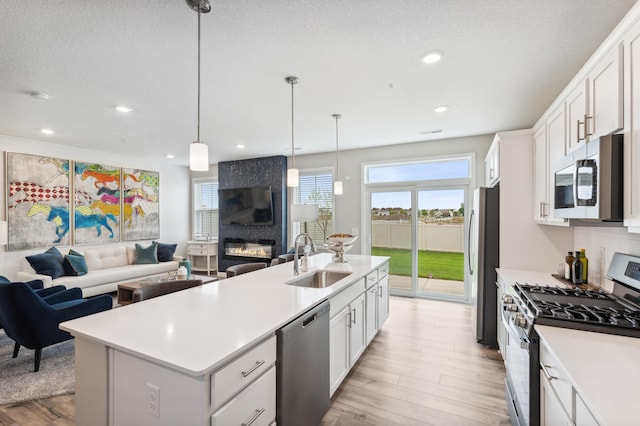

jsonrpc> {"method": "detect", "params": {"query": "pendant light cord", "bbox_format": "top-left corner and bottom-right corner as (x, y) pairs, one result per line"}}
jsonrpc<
(290, 79), (295, 168)
(197, 5), (201, 142)
(335, 115), (339, 176)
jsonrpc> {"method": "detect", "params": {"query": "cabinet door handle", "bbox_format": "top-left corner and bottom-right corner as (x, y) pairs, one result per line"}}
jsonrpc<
(351, 308), (357, 325)
(241, 360), (265, 378)
(577, 118), (584, 142)
(540, 363), (558, 381)
(489, 167), (494, 179)
(242, 408), (265, 426)
(584, 114), (593, 140)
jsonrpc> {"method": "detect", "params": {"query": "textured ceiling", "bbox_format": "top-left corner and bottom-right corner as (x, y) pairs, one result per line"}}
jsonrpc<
(0, 0), (637, 166)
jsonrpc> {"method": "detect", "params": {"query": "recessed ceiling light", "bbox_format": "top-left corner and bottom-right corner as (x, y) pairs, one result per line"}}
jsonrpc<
(166, 154), (175, 159)
(236, 144), (245, 149)
(434, 105), (448, 113)
(40, 128), (54, 135)
(422, 50), (443, 64)
(30, 91), (49, 101)
(115, 105), (133, 113)
(419, 129), (444, 135)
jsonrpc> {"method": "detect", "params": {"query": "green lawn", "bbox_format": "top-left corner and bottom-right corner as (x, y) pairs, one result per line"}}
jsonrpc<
(371, 247), (464, 281)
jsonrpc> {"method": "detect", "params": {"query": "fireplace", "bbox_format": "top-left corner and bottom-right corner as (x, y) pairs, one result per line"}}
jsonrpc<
(223, 238), (276, 262)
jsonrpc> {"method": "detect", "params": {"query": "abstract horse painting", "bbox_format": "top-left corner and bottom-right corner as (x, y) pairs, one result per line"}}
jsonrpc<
(123, 168), (159, 240)
(28, 204), (117, 243)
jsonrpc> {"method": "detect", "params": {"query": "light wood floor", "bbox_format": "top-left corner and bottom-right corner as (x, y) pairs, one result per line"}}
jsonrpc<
(0, 296), (510, 425)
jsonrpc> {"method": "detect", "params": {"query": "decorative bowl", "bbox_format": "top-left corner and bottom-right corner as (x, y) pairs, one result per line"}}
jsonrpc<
(325, 234), (358, 263)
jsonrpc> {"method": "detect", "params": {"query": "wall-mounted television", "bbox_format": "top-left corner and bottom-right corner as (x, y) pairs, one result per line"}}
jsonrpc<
(219, 186), (274, 226)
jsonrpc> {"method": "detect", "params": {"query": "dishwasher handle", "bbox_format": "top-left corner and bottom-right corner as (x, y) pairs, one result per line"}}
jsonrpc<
(302, 313), (317, 328)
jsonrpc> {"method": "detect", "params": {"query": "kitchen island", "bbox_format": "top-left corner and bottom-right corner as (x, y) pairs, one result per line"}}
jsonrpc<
(61, 253), (389, 426)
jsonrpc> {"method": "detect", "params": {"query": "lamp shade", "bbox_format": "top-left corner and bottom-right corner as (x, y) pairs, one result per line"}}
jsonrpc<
(291, 204), (319, 223)
(0, 221), (7, 245)
(190, 141), (209, 171)
(287, 168), (299, 187)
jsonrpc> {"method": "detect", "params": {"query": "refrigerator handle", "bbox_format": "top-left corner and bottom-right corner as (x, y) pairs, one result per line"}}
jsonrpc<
(468, 209), (475, 275)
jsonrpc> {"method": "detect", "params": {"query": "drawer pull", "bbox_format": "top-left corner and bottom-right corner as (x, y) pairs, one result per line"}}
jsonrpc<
(241, 360), (265, 378)
(540, 363), (558, 381)
(241, 408), (265, 426)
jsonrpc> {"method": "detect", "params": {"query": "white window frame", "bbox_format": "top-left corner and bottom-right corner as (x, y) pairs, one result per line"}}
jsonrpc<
(192, 177), (219, 240)
(292, 167), (335, 246)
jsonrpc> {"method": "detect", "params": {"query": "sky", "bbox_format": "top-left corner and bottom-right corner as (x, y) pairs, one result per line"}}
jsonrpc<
(368, 160), (468, 210)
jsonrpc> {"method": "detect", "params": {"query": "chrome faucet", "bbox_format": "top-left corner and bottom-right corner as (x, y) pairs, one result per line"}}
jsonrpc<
(293, 233), (317, 275)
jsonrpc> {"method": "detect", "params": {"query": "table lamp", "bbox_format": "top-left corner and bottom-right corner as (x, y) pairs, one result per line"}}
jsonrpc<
(291, 204), (319, 234)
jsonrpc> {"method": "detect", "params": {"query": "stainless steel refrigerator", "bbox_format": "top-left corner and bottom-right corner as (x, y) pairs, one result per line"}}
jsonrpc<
(469, 186), (499, 348)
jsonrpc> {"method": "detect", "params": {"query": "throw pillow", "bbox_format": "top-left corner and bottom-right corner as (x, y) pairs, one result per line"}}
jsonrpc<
(153, 241), (177, 262)
(63, 253), (89, 276)
(0, 275), (10, 283)
(134, 242), (159, 264)
(25, 246), (65, 279)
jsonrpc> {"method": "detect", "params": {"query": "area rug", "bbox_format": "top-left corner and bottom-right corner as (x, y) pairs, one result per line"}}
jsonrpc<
(0, 330), (75, 405)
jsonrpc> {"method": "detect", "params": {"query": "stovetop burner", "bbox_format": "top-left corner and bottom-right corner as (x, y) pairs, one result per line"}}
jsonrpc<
(514, 282), (640, 338)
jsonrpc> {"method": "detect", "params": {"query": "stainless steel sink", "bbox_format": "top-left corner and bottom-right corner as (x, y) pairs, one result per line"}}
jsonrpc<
(285, 270), (352, 288)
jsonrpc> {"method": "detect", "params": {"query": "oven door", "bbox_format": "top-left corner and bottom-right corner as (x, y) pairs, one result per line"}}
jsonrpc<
(502, 309), (539, 426)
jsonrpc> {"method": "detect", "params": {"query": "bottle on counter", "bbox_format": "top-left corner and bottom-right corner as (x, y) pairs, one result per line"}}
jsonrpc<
(579, 248), (589, 284)
(572, 251), (584, 285)
(564, 251), (575, 281)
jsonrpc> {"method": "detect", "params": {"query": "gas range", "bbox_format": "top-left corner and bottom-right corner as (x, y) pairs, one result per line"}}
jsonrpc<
(502, 252), (640, 341)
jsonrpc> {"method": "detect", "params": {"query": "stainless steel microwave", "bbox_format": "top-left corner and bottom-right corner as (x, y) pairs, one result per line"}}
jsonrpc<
(553, 134), (623, 221)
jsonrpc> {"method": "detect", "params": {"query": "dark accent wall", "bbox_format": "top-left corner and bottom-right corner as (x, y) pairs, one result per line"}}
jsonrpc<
(218, 156), (287, 271)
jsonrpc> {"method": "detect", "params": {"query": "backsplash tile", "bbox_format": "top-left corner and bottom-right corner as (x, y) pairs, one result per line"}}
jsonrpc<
(574, 227), (640, 291)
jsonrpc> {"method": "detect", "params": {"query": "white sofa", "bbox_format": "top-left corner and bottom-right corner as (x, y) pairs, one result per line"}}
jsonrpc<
(17, 245), (181, 297)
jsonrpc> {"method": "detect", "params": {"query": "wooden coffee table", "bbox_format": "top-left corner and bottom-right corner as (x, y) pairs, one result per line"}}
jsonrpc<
(117, 274), (218, 305)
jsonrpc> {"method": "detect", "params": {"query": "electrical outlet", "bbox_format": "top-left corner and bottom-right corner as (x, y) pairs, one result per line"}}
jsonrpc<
(146, 383), (160, 417)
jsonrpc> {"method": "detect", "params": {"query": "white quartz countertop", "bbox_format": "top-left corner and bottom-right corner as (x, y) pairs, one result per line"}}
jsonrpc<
(535, 325), (640, 425)
(496, 268), (569, 287)
(61, 253), (387, 376)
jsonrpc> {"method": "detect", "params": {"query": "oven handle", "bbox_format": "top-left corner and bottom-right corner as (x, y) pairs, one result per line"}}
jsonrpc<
(501, 305), (531, 350)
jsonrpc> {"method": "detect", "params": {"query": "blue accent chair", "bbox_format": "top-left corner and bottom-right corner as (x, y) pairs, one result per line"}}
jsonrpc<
(0, 282), (112, 372)
(0, 278), (68, 331)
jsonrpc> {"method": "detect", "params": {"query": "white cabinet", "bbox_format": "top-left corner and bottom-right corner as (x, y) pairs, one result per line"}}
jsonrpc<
(589, 43), (624, 139)
(329, 306), (350, 396)
(496, 279), (506, 358)
(539, 338), (600, 426)
(533, 125), (548, 222)
(329, 262), (389, 396)
(377, 274), (389, 327)
(540, 373), (573, 426)
(211, 367), (275, 426)
(624, 19), (640, 231)
(187, 241), (217, 275)
(329, 293), (366, 396)
(533, 107), (569, 225)
(365, 283), (378, 344)
(348, 293), (366, 367)
(485, 137), (500, 187)
(566, 80), (589, 153)
(566, 44), (623, 153)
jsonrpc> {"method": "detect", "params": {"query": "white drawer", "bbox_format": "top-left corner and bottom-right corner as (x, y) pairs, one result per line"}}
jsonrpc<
(365, 271), (378, 289)
(539, 340), (572, 415)
(188, 248), (209, 255)
(378, 263), (389, 278)
(211, 336), (276, 410)
(211, 366), (275, 426)
(329, 277), (365, 317)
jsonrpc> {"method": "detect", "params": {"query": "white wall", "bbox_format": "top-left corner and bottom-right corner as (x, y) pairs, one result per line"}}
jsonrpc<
(574, 226), (640, 290)
(292, 134), (493, 253)
(0, 134), (191, 280)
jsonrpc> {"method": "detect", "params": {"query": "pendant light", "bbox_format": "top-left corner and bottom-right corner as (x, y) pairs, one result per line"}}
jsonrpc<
(188, 0), (211, 172)
(285, 76), (299, 187)
(332, 113), (343, 195)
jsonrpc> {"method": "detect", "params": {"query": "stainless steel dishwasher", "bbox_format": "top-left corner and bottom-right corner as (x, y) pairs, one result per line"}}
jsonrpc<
(276, 299), (330, 426)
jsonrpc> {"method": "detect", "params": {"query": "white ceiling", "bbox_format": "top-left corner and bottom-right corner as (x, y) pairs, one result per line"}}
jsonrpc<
(0, 0), (637, 167)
